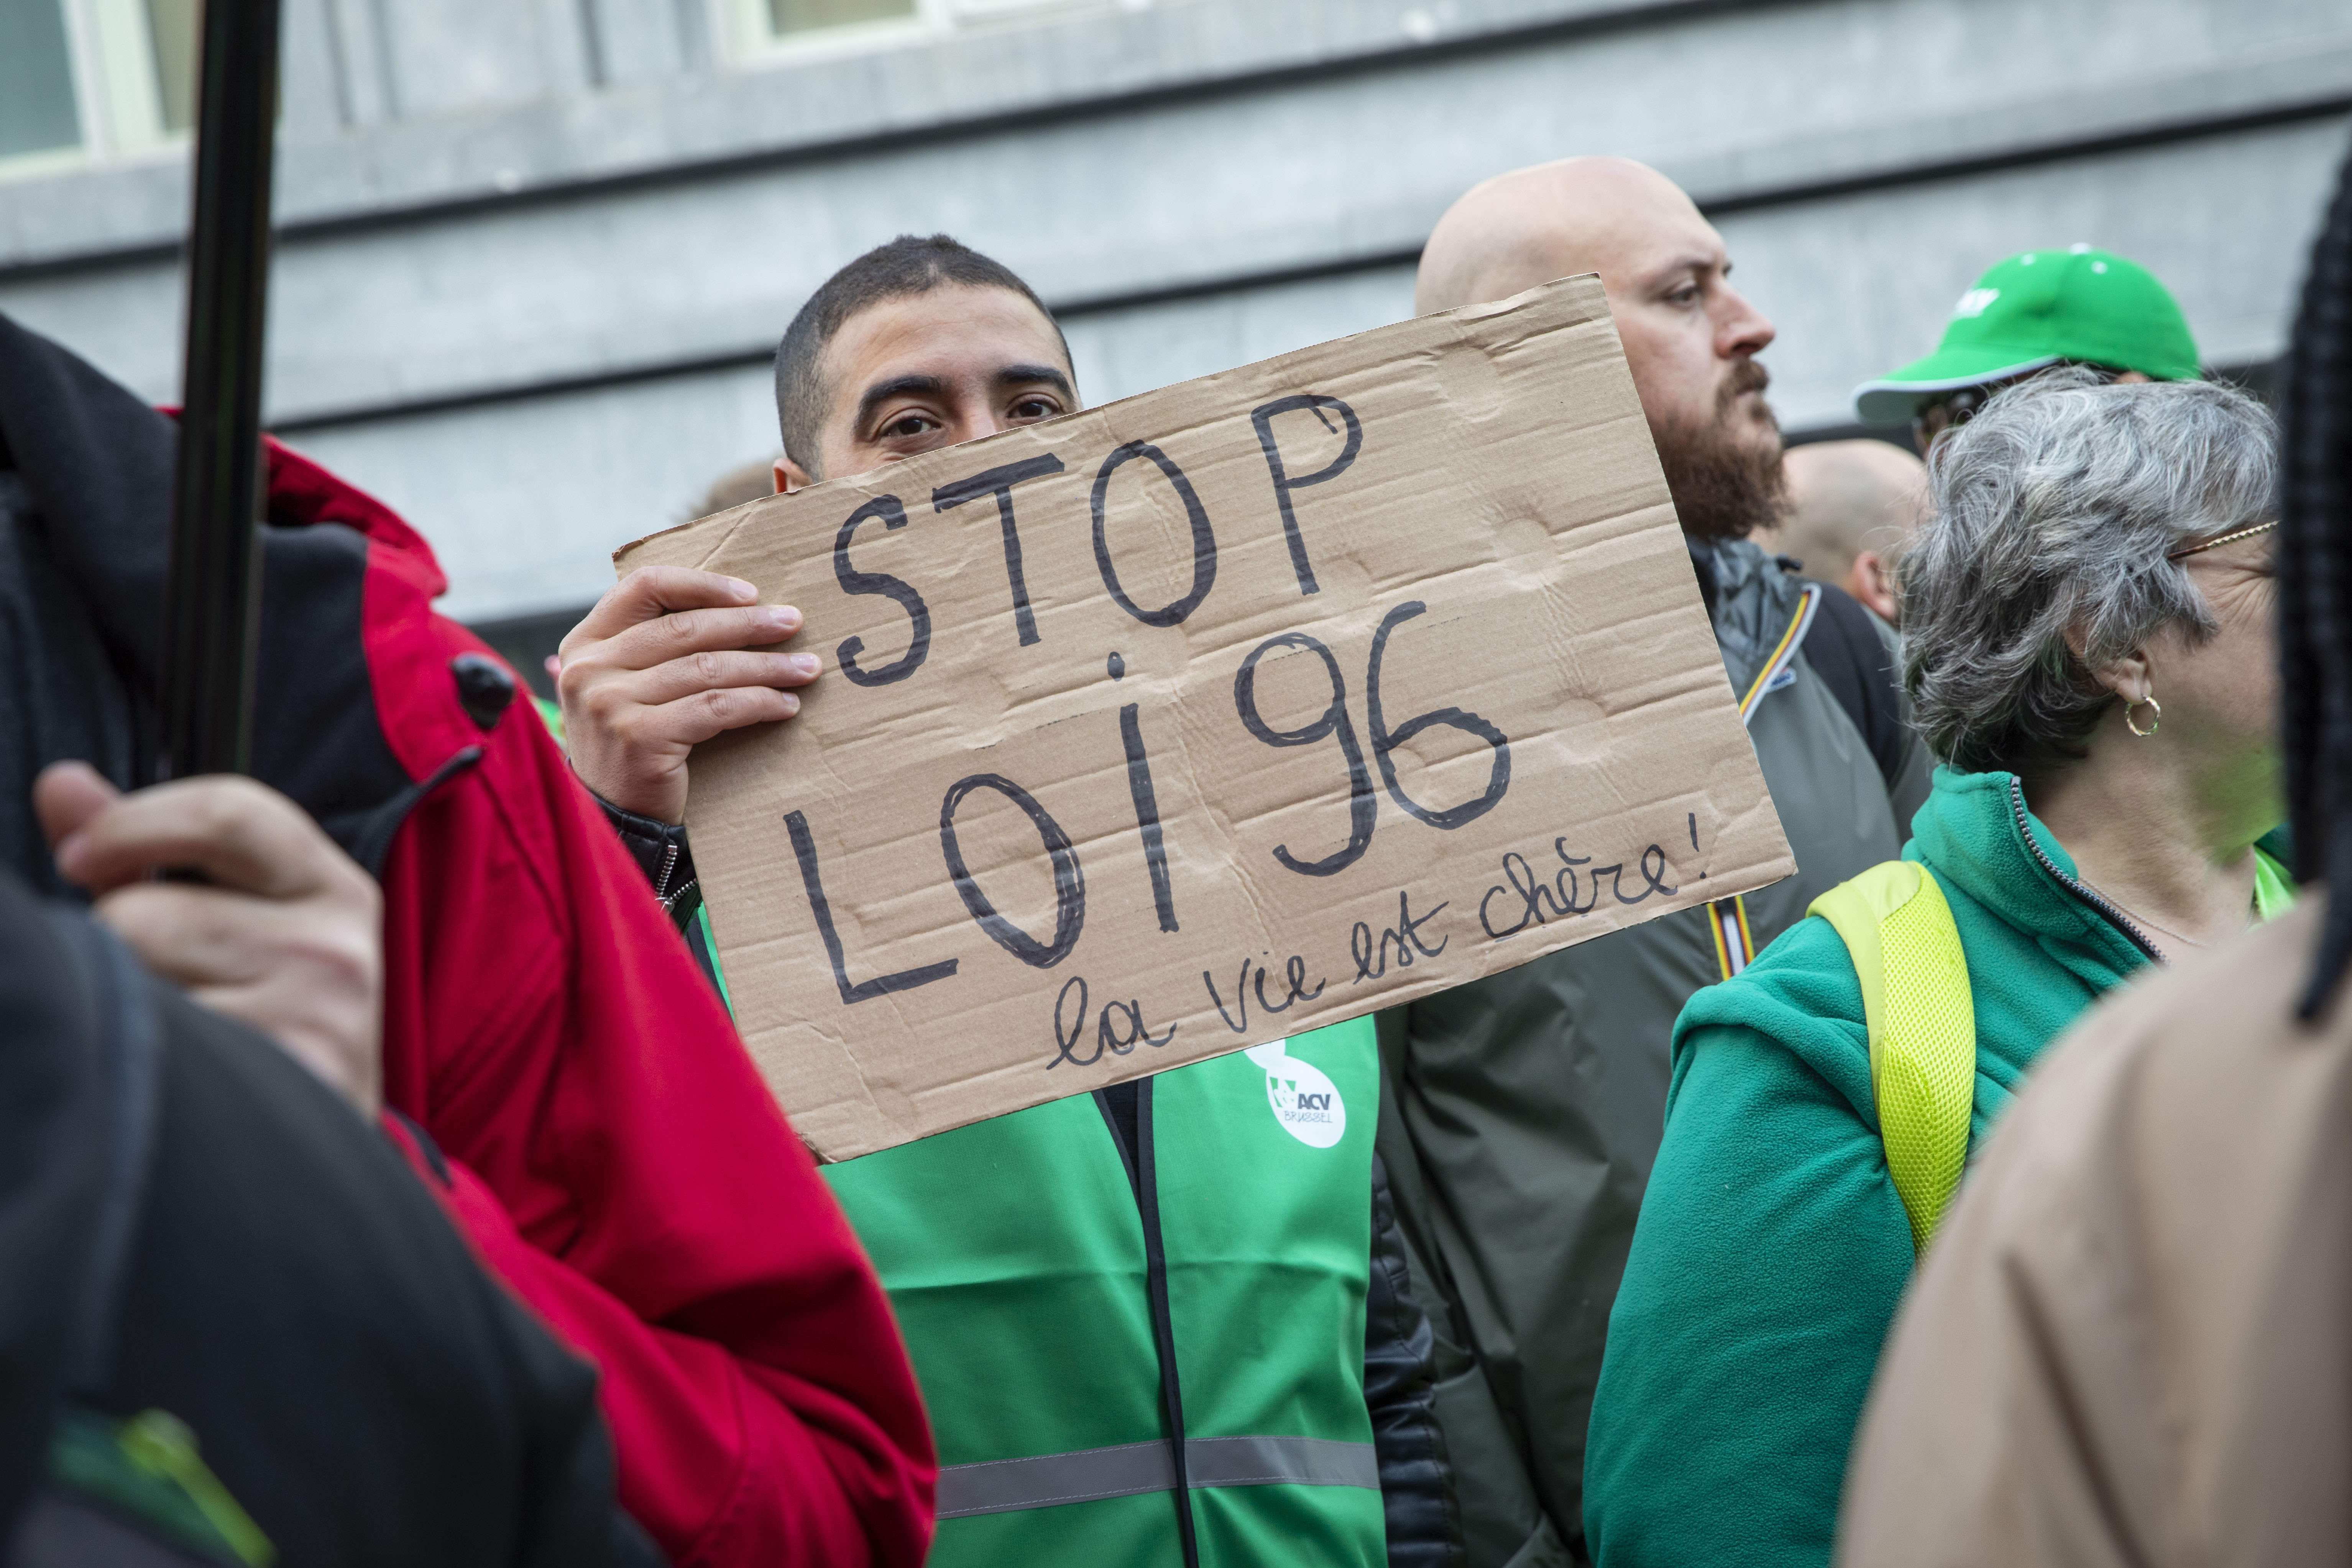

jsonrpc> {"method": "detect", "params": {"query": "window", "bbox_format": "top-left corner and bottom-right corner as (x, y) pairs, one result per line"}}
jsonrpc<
(147, 0), (202, 134)
(1, 0), (200, 175)
(727, 0), (926, 60)
(726, 0), (1077, 64)
(767, 0), (919, 35)
(1, 1), (84, 160)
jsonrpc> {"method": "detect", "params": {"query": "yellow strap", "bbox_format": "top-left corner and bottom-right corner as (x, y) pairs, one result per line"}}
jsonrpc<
(119, 1410), (276, 1568)
(2253, 845), (2295, 923)
(1808, 863), (1976, 1253)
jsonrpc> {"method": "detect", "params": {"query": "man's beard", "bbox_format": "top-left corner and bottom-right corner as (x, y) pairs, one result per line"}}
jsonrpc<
(1653, 360), (1787, 543)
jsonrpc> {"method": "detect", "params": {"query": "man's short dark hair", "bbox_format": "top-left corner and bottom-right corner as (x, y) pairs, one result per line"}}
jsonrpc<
(773, 234), (1067, 477)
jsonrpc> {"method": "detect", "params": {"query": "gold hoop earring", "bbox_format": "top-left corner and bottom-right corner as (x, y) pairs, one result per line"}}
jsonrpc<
(2125, 696), (2161, 738)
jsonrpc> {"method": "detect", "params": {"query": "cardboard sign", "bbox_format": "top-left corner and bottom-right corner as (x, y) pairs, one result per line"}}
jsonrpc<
(618, 274), (1792, 1162)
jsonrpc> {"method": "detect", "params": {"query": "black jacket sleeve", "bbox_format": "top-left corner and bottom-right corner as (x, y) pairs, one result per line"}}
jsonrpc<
(595, 803), (734, 1005)
(1364, 1152), (1465, 1568)
(1795, 581), (1910, 793)
(0, 869), (662, 1568)
(1798, 579), (1934, 830)
(593, 796), (702, 932)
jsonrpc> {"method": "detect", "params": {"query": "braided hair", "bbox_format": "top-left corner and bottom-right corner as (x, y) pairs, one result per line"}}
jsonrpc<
(2285, 140), (2352, 1019)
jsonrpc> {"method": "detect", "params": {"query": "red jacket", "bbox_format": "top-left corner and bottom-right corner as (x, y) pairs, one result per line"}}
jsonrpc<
(269, 439), (936, 1566)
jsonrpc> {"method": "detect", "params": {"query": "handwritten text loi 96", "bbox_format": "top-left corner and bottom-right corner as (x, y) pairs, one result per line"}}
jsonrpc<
(775, 394), (1514, 1066)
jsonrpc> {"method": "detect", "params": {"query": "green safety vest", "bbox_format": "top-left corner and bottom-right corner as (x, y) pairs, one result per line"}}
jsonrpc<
(1813, 849), (2296, 1251)
(824, 1020), (1387, 1568)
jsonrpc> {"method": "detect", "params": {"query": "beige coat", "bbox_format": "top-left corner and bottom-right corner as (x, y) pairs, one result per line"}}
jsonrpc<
(1838, 895), (2352, 1568)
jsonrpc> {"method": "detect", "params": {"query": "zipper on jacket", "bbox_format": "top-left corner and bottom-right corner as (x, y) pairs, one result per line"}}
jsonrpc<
(1093, 1080), (1201, 1568)
(2005, 777), (2162, 963)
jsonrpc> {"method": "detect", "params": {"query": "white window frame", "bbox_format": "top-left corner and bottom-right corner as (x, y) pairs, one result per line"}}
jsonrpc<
(2, 0), (183, 179)
(716, 0), (945, 67)
(715, 0), (1084, 68)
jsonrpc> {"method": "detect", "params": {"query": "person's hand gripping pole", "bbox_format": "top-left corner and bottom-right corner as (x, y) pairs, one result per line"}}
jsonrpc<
(36, 761), (385, 1118)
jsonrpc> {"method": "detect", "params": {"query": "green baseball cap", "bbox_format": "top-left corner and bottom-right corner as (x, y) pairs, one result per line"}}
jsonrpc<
(1853, 246), (2201, 424)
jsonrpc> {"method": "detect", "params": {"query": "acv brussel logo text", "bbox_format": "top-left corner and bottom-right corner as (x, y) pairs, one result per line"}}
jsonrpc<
(1245, 1041), (1346, 1149)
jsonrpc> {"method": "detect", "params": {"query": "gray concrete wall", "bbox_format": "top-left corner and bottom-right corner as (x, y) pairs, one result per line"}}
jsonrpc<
(3, 0), (2347, 623)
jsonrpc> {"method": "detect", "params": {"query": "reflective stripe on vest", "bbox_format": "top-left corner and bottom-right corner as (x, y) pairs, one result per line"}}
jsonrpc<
(937, 1435), (1379, 1519)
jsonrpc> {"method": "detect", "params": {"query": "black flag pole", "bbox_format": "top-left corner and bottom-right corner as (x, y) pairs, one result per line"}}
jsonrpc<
(161, 0), (283, 781)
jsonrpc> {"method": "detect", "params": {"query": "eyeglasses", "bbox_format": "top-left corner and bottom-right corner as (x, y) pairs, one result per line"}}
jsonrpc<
(2165, 520), (2278, 561)
(1910, 386), (1994, 451)
(1910, 364), (2142, 452)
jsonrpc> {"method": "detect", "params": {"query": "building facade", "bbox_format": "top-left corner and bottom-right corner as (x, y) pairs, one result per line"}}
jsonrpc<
(3, 0), (2347, 660)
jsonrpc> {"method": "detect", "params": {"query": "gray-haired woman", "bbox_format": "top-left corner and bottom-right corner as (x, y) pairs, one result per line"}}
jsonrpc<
(1582, 368), (2291, 1568)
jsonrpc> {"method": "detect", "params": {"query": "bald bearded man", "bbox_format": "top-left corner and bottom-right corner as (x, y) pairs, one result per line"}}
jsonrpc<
(1372, 159), (1931, 1567)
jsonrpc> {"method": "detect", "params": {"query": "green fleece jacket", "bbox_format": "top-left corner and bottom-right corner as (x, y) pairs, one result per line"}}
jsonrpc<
(1583, 766), (2214, 1568)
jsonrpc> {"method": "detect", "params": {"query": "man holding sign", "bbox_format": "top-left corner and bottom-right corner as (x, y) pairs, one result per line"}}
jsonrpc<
(560, 237), (1463, 1568)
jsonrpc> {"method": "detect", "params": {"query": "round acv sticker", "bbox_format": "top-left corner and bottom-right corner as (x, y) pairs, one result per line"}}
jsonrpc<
(1245, 1041), (1347, 1149)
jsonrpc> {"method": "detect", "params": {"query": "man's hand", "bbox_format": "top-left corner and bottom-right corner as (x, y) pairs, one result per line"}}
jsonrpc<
(557, 566), (818, 823)
(36, 762), (384, 1119)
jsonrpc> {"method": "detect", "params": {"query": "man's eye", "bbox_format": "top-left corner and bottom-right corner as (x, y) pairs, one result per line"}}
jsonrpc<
(881, 412), (938, 439)
(1668, 286), (1702, 307)
(1010, 397), (1059, 421)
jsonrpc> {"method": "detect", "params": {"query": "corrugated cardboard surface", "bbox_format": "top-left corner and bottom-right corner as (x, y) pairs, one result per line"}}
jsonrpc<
(618, 274), (1792, 1161)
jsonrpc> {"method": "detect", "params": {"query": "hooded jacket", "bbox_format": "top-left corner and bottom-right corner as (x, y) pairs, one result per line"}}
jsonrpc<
(1582, 765), (2221, 1568)
(0, 313), (933, 1568)
(1373, 539), (1929, 1565)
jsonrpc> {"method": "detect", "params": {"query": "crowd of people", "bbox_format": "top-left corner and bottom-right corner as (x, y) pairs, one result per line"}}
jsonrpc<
(0, 125), (2344, 1568)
